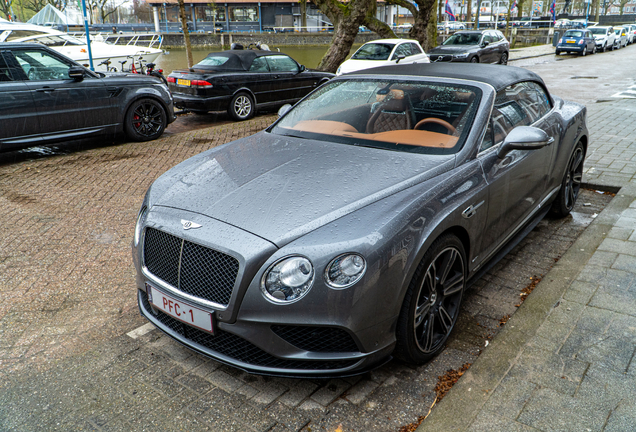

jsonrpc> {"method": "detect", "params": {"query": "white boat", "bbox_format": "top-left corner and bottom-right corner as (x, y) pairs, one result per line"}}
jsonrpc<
(0, 21), (163, 72)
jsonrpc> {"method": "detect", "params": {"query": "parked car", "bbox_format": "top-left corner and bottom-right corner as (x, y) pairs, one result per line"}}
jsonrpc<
(625, 24), (636, 44)
(555, 29), (596, 56)
(336, 39), (429, 76)
(437, 21), (467, 31)
(614, 26), (628, 48)
(132, 62), (587, 377)
(589, 26), (617, 52)
(167, 48), (334, 121)
(428, 30), (510, 64)
(0, 43), (174, 153)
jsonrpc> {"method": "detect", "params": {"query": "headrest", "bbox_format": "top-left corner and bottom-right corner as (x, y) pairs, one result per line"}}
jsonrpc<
(376, 88), (405, 102)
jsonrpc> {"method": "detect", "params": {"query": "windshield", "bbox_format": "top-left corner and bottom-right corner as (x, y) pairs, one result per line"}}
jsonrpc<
(564, 30), (584, 37)
(589, 28), (607, 35)
(614, 28), (623, 34)
(443, 33), (482, 45)
(271, 79), (481, 155)
(351, 43), (395, 60)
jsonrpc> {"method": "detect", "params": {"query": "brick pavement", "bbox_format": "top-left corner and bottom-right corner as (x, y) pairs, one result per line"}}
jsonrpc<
(418, 100), (636, 431)
(0, 109), (611, 431)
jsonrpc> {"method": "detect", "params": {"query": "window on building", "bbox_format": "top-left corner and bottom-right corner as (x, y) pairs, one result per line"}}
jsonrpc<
(196, 6), (225, 22)
(230, 6), (258, 22)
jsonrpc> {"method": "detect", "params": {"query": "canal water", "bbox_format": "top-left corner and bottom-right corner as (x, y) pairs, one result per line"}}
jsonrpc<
(154, 45), (360, 74)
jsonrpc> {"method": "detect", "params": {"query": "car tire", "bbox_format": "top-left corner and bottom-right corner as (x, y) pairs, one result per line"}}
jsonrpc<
(499, 52), (508, 65)
(470, 56), (479, 63)
(551, 141), (584, 217)
(555, 50), (561, 55)
(228, 92), (255, 121)
(581, 47), (587, 56)
(602, 43), (607, 52)
(124, 98), (167, 142)
(394, 234), (466, 364)
(592, 45), (597, 54)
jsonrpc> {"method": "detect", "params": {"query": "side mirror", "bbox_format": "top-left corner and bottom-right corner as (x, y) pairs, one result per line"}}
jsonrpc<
(68, 66), (85, 81)
(497, 126), (554, 158)
(278, 104), (292, 118)
(481, 40), (490, 48)
(395, 54), (406, 63)
(298, 64), (306, 73)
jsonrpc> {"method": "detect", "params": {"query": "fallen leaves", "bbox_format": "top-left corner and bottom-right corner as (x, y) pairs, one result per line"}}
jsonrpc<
(515, 276), (541, 307)
(498, 314), (511, 327)
(398, 415), (427, 432)
(434, 363), (472, 401)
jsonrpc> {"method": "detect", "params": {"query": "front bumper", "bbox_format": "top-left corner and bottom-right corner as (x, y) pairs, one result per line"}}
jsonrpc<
(132, 207), (396, 377)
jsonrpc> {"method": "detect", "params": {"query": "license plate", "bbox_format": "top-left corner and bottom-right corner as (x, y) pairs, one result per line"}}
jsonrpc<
(146, 284), (214, 333)
(177, 78), (191, 86)
(566, 40), (576, 43)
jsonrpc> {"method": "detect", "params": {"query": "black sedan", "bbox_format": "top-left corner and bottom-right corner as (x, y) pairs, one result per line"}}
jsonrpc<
(133, 63), (587, 377)
(428, 30), (510, 64)
(167, 49), (334, 121)
(0, 43), (175, 153)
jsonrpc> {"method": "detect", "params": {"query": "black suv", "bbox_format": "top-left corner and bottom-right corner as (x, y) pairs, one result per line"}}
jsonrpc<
(0, 43), (175, 153)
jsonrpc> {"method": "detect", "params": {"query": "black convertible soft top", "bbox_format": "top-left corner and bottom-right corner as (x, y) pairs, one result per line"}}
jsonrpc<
(196, 50), (275, 71)
(350, 63), (546, 92)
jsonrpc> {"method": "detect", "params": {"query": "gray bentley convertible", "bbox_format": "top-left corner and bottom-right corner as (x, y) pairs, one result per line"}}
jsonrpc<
(132, 63), (586, 377)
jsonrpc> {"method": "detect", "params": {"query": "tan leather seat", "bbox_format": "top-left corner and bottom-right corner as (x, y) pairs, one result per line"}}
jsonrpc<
(366, 89), (414, 134)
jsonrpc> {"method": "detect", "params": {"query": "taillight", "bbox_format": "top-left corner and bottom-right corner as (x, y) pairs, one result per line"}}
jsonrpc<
(578, 39), (584, 44)
(167, 76), (176, 83)
(559, 38), (563, 43)
(191, 80), (213, 88)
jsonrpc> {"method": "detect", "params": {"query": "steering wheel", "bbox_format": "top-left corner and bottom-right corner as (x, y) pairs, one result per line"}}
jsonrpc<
(414, 118), (457, 135)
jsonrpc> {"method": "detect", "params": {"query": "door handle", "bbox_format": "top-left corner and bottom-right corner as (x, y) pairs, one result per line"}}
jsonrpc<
(36, 87), (55, 92)
(273, 75), (279, 79)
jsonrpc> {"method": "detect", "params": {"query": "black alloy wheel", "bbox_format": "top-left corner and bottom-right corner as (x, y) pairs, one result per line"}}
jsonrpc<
(551, 142), (584, 217)
(124, 98), (167, 142)
(500, 52), (508, 65)
(395, 234), (466, 364)
(228, 92), (255, 121)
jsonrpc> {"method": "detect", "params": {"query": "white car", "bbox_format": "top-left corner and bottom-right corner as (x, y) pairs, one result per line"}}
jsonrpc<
(336, 39), (429, 76)
(626, 24), (636, 44)
(614, 26), (628, 48)
(588, 26), (617, 52)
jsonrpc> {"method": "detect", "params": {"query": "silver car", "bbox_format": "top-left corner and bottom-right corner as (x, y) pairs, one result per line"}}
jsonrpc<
(132, 63), (587, 377)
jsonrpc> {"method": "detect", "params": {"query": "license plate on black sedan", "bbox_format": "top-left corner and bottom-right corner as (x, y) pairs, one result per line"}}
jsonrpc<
(177, 78), (191, 86)
(146, 284), (214, 334)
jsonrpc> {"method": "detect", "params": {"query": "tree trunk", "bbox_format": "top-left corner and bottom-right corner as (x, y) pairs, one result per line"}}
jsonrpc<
(314, 0), (376, 73)
(300, 0), (307, 31)
(466, 0), (472, 26)
(178, 0), (194, 68)
(317, 18), (360, 72)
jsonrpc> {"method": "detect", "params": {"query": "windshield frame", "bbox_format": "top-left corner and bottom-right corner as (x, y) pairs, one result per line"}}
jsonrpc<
(268, 76), (485, 155)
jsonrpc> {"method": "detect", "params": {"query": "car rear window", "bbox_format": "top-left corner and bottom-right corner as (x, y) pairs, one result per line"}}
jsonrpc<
(196, 56), (230, 67)
(564, 30), (584, 37)
(271, 79), (482, 155)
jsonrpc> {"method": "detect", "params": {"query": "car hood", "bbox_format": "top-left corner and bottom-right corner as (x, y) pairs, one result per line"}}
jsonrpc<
(148, 132), (455, 246)
(338, 59), (390, 75)
(428, 46), (476, 55)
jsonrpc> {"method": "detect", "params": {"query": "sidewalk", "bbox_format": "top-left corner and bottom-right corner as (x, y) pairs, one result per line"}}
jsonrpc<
(418, 99), (636, 431)
(509, 44), (556, 61)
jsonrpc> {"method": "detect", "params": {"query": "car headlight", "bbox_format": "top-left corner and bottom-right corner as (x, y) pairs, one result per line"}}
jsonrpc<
(261, 256), (314, 303)
(134, 205), (147, 246)
(325, 253), (366, 288)
(453, 53), (470, 59)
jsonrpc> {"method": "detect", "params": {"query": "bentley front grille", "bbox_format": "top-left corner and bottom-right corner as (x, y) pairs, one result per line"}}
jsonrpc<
(143, 227), (239, 306)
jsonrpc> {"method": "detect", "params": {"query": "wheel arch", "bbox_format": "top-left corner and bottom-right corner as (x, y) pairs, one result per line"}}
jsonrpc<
(122, 94), (171, 130)
(232, 87), (258, 105)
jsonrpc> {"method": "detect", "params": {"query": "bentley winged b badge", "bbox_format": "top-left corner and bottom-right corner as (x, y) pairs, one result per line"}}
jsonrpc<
(181, 219), (202, 230)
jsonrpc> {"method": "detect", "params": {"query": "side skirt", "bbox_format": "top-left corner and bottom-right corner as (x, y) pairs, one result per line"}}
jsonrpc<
(467, 204), (551, 289)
